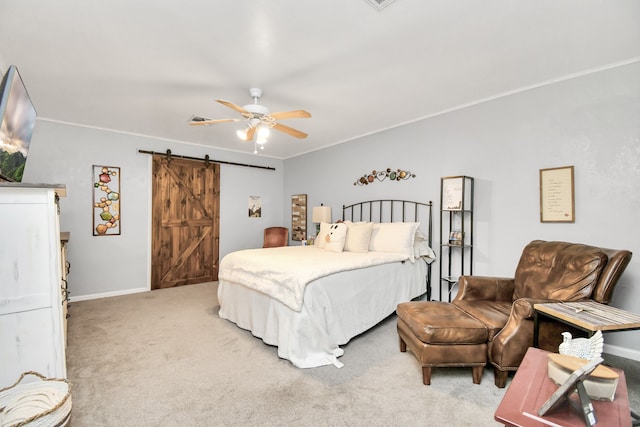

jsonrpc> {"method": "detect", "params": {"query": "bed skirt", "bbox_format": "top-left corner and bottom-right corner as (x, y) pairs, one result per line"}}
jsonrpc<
(218, 259), (427, 368)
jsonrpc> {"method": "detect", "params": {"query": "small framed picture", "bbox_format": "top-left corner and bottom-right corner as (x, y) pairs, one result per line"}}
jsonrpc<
(538, 356), (603, 421)
(248, 195), (262, 218)
(449, 230), (463, 246)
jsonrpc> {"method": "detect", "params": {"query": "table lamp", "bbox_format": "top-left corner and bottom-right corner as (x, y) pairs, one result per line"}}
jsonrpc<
(311, 204), (332, 235)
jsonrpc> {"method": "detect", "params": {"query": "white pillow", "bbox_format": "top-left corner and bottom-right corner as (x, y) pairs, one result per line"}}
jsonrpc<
(315, 222), (331, 249)
(343, 221), (373, 253)
(368, 222), (420, 260)
(414, 240), (436, 263)
(415, 229), (428, 242)
(412, 229), (436, 261)
(324, 223), (348, 253)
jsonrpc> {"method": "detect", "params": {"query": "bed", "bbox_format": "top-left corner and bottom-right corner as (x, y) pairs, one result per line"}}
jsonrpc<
(217, 199), (434, 368)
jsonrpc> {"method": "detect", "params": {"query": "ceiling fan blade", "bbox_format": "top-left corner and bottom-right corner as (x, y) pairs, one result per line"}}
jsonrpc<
(268, 110), (311, 120)
(272, 122), (308, 139)
(246, 126), (256, 141)
(189, 117), (239, 126)
(216, 99), (249, 115)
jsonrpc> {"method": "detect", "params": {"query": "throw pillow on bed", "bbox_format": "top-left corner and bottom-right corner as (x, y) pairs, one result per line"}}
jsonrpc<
(315, 222), (331, 249)
(343, 221), (373, 252)
(324, 223), (348, 252)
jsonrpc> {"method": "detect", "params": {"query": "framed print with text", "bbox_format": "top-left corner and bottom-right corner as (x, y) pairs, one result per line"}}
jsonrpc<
(540, 166), (574, 223)
(442, 176), (463, 210)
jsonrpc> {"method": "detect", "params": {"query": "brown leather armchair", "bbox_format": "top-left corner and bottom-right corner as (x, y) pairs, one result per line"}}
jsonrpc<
(263, 226), (289, 248)
(452, 240), (632, 387)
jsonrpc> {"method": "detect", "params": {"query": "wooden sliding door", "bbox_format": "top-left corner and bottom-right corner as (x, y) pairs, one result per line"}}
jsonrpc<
(151, 155), (219, 289)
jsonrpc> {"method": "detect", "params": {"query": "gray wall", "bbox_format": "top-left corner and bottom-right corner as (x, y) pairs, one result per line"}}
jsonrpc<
(23, 122), (284, 298)
(22, 60), (640, 360)
(285, 61), (640, 360)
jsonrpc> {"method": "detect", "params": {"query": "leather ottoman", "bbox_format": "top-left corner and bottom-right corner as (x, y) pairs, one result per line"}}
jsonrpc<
(396, 301), (488, 385)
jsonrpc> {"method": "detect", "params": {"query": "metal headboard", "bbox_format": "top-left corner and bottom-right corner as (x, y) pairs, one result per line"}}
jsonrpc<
(342, 199), (433, 299)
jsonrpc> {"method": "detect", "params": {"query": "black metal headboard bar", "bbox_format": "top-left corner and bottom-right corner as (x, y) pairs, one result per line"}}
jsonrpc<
(342, 199), (433, 300)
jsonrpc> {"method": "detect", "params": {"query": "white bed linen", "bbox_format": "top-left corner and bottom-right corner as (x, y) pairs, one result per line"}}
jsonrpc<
(218, 246), (410, 311)
(217, 255), (427, 368)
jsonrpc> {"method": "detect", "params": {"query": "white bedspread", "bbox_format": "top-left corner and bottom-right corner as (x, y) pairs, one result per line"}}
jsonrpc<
(218, 259), (427, 368)
(218, 246), (408, 311)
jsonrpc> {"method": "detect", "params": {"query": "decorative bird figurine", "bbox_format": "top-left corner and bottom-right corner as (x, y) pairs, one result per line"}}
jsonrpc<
(558, 330), (604, 360)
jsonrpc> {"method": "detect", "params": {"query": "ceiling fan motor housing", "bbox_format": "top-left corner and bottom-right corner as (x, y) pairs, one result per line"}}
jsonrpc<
(243, 103), (269, 116)
(244, 88), (269, 117)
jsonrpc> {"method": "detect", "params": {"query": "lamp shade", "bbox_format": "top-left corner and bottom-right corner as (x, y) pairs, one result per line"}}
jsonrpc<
(312, 205), (332, 223)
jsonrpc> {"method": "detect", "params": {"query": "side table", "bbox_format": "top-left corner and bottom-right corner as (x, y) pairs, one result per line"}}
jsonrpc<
(533, 301), (640, 347)
(494, 347), (631, 426)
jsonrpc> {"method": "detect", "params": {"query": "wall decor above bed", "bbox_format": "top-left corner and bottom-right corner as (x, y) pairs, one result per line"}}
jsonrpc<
(354, 168), (416, 186)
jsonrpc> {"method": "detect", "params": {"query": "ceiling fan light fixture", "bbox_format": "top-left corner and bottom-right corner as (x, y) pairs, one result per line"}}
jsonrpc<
(257, 126), (270, 139)
(236, 128), (248, 140)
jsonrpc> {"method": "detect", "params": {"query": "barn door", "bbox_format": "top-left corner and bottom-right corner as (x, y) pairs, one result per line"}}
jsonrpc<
(151, 155), (220, 289)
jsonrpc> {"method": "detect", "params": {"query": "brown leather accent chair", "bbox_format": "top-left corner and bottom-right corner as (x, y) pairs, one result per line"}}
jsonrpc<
(452, 240), (632, 387)
(263, 226), (289, 248)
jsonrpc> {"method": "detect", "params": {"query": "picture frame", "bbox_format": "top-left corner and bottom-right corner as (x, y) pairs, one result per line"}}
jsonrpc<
(448, 230), (463, 246)
(93, 165), (121, 236)
(540, 166), (575, 223)
(538, 356), (603, 426)
(291, 194), (307, 241)
(248, 195), (262, 218)
(442, 176), (463, 211)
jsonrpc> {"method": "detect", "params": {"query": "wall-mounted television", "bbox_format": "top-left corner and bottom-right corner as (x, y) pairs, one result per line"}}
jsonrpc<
(0, 65), (37, 182)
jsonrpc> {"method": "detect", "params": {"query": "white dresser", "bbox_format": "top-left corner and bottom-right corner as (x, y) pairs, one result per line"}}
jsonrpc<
(0, 184), (67, 387)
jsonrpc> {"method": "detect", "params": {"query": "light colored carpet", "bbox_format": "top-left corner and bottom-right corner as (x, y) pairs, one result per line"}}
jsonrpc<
(65, 282), (638, 426)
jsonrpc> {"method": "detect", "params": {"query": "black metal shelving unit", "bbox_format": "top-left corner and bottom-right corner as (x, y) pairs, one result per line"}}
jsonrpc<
(439, 176), (474, 301)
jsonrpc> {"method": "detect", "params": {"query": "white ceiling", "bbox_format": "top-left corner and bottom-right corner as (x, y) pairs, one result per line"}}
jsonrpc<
(1, 0), (639, 159)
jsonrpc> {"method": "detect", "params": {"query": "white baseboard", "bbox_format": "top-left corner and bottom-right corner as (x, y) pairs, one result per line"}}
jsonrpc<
(603, 343), (640, 362)
(70, 287), (148, 302)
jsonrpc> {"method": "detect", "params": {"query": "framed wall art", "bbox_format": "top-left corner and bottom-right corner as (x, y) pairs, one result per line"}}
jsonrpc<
(441, 176), (464, 210)
(249, 195), (262, 218)
(540, 166), (575, 223)
(93, 165), (121, 236)
(291, 194), (307, 241)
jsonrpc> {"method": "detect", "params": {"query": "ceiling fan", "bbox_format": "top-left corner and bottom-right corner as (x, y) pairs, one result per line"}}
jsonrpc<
(190, 88), (311, 145)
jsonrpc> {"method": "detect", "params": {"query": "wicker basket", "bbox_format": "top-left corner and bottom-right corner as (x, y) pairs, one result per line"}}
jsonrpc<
(0, 372), (71, 427)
